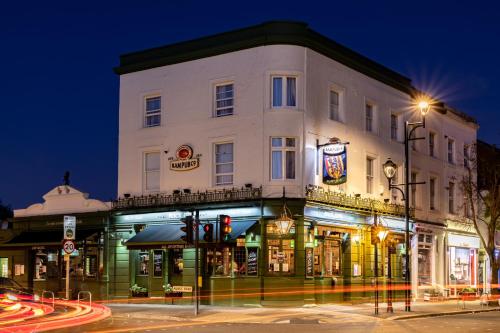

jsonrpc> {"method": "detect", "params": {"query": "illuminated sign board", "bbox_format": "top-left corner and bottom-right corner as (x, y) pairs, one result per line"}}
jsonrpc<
(322, 144), (347, 185)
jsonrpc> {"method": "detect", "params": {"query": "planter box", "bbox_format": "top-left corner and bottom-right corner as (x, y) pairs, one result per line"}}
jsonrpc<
(131, 291), (148, 297)
(165, 292), (183, 298)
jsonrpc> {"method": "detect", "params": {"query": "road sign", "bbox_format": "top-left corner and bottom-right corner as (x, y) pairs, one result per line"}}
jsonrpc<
(64, 216), (76, 240)
(172, 286), (192, 293)
(63, 240), (75, 254)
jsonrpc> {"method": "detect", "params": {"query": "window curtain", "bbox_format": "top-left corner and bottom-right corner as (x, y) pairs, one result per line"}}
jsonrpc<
(272, 78), (282, 107)
(286, 77), (296, 106)
(272, 151), (282, 179)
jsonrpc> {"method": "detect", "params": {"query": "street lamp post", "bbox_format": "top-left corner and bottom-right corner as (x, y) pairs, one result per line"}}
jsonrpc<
(372, 215), (389, 315)
(383, 99), (430, 312)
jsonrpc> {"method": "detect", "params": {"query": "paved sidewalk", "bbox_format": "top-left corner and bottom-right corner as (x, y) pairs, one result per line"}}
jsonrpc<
(104, 298), (500, 324)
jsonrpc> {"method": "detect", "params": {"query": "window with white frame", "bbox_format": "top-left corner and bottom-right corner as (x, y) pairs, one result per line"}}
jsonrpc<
(447, 138), (455, 164)
(390, 114), (398, 140)
(429, 177), (436, 211)
(272, 76), (296, 107)
(429, 132), (436, 157)
(144, 152), (160, 191)
(271, 137), (296, 180)
(329, 90), (340, 121)
(448, 181), (455, 214)
(411, 172), (417, 208)
(214, 83), (234, 117)
(144, 96), (161, 127)
(214, 143), (234, 185)
(365, 103), (374, 132)
(366, 157), (374, 194)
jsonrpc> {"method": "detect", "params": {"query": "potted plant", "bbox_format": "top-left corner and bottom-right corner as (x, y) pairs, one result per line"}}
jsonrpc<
(163, 283), (183, 304)
(130, 284), (148, 297)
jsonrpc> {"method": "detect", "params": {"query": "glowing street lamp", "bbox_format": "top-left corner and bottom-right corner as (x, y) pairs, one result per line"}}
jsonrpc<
(382, 96), (432, 312)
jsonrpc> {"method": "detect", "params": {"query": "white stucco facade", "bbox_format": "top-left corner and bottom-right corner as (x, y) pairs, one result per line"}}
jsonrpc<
(116, 23), (478, 298)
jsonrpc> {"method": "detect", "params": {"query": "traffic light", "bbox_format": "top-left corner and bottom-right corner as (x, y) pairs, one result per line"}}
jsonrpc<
(180, 215), (194, 244)
(219, 215), (232, 243)
(203, 223), (214, 243)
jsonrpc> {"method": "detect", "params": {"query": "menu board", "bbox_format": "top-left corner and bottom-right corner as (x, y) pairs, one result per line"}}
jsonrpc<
(247, 248), (258, 276)
(153, 251), (163, 277)
(305, 248), (314, 277)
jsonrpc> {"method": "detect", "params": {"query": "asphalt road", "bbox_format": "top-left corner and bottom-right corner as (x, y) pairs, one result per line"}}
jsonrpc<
(52, 308), (500, 333)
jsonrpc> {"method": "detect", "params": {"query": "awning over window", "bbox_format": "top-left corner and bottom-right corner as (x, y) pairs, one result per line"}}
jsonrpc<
(0, 229), (102, 247)
(125, 221), (257, 249)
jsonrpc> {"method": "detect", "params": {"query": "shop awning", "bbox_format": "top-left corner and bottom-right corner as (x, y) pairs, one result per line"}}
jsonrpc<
(125, 221), (257, 249)
(0, 229), (102, 247)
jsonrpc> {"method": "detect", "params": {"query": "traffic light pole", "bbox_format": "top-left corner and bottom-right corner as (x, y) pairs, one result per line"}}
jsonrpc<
(194, 209), (200, 316)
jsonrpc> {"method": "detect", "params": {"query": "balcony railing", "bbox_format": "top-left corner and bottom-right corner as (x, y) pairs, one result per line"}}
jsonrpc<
(112, 186), (263, 210)
(305, 185), (413, 218)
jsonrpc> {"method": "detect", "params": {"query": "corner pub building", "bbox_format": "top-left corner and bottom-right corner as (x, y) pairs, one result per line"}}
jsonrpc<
(109, 21), (477, 306)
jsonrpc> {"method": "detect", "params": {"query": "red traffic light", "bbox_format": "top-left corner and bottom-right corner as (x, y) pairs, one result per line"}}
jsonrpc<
(204, 224), (211, 232)
(223, 215), (231, 225)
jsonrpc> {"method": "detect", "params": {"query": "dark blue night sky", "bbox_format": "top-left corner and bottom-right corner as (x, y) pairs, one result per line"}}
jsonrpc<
(1, 1), (499, 209)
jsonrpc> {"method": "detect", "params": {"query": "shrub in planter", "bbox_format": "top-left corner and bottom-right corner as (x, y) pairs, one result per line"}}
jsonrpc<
(130, 284), (148, 297)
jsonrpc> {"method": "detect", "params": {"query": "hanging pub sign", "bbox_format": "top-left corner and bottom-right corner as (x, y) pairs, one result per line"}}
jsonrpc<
(169, 145), (200, 171)
(322, 143), (347, 185)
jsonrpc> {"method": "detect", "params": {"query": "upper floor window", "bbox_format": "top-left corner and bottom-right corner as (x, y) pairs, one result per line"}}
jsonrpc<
(214, 143), (234, 186)
(144, 152), (160, 192)
(365, 103), (374, 132)
(464, 144), (469, 168)
(214, 83), (234, 117)
(366, 157), (374, 194)
(447, 138), (455, 164)
(144, 96), (161, 127)
(429, 132), (436, 157)
(448, 181), (455, 214)
(271, 137), (296, 180)
(411, 172), (418, 208)
(390, 114), (398, 140)
(429, 177), (436, 211)
(272, 76), (296, 108)
(329, 90), (340, 121)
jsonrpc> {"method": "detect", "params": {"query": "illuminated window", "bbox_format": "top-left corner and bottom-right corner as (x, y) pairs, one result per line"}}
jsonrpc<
(144, 96), (161, 127)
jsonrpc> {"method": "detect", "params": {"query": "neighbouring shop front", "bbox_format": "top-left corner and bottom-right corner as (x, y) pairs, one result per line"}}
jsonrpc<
(0, 214), (109, 299)
(447, 232), (480, 297)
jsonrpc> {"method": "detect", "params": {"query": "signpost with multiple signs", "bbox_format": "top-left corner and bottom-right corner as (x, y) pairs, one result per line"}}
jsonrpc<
(63, 216), (76, 299)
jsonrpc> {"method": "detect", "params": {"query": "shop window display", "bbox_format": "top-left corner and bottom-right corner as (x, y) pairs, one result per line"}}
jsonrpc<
(172, 249), (183, 275)
(417, 232), (433, 286)
(138, 251), (149, 276)
(450, 247), (472, 285)
(267, 239), (295, 274)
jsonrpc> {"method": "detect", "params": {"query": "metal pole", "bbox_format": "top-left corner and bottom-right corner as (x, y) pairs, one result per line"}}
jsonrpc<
(65, 254), (70, 299)
(375, 235), (379, 315)
(387, 244), (393, 313)
(404, 121), (411, 312)
(194, 210), (199, 316)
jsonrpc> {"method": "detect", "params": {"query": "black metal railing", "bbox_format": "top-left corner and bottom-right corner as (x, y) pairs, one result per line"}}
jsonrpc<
(305, 185), (413, 217)
(112, 186), (262, 210)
